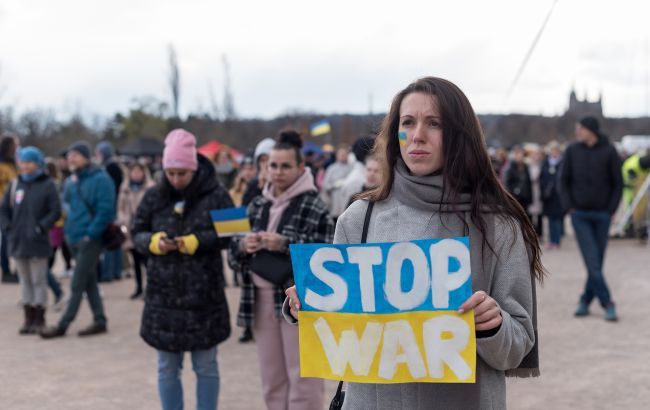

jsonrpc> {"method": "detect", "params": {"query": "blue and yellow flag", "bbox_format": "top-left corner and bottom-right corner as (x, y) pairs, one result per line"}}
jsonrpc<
(210, 207), (251, 237)
(310, 120), (331, 137)
(290, 237), (476, 384)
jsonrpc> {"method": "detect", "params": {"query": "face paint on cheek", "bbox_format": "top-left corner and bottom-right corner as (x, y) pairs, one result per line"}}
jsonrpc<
(398, 131), (408, 147)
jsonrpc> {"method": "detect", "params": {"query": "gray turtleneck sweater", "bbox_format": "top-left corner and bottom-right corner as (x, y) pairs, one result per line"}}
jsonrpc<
(334, 196), (534, 410)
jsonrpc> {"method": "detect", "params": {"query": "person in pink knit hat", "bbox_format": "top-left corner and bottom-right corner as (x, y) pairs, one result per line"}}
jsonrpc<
(131, 128), (234, 410)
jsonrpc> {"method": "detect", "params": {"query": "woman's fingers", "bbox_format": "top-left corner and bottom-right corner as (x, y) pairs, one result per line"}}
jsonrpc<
(474, 306), (501, 324)
(285, 287), (300, 309)
(285, 286), (301, 319)
(458, 291), (488, 314)
(475, 316), (503, 332)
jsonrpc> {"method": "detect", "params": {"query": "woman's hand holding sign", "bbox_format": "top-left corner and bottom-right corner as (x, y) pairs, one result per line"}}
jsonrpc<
(285, 286), (300, 319)
(458, 290), (502, 331)
(287, 287), (502, 332)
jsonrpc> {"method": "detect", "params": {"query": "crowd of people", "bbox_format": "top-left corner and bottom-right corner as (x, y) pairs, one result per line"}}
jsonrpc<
(0, 75), (649, 409)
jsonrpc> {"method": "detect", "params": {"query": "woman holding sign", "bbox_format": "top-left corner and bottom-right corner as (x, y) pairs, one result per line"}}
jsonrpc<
(131, 129), (234, 410)
(286, 77), (544, 409)
(230, 130), (335, 410)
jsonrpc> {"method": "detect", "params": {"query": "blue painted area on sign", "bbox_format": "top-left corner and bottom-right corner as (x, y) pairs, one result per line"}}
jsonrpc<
(290, 237), (472, 314)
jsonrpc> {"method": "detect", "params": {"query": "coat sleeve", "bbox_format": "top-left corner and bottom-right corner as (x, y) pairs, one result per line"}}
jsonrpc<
(37, 181), (62, 231)
(558, 147), (574, 212)
(607, 147), (624, 214)
(86, 173), (116, 240)
(283, 200), (335, 246)
(0, 186), (12, 230)
(475, 218), (535, 370)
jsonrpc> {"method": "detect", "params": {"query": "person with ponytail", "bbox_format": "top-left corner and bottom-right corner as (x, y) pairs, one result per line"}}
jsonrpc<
(285, 77), (545, 409)
(230, 129), (334, 410)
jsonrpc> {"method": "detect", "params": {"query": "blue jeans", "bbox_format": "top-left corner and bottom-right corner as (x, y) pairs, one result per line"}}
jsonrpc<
(571, 210), (613, 308)
(157, 347), (220, 410)
(47, 270), (63, 300)
(548, 216), (564, 245)
(100, 248), (123, 280)
(59, 238), (107, 329)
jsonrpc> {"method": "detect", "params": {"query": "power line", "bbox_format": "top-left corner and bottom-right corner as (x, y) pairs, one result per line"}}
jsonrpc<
(505, 0), (559, 104)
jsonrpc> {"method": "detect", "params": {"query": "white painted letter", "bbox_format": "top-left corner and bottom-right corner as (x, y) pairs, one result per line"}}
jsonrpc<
(378, 320), (427, 380)
(384, 243), (430, 310)
(305, 248), (348, 311)
(429, 239), (471, 309)
(313, 317), (383, 376)
(422, 315), (472, 380)
(346, 246), (383, 312)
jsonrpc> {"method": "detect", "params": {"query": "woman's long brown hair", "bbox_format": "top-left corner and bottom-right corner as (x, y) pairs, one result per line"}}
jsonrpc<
(358, 77), (546, 282)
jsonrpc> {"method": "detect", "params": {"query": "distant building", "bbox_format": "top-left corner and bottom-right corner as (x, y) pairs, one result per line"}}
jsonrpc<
(567, 88), (603, 117)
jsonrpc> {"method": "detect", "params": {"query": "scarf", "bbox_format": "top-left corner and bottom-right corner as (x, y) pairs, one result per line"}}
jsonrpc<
(20, 169), (44, 183)
(262, 167), (316, 233)
(392, 158), (540, 377)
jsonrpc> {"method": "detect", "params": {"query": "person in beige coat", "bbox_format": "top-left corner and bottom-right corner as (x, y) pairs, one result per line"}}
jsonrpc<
(117, 162), (155, 299)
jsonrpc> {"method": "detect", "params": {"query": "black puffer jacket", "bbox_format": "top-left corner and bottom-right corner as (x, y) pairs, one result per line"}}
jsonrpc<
(132, 155), (233, 352)
(559, 137), (623, 214)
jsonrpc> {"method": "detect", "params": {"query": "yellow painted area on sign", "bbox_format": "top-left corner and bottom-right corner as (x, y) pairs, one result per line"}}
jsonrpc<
(298, 310), (475, 384)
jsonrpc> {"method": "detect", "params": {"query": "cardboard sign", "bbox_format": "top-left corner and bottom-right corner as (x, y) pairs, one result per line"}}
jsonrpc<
(290, 237), (476, 384)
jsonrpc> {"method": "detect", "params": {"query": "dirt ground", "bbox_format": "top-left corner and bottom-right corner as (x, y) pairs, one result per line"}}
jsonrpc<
(0, 235), (648, 409)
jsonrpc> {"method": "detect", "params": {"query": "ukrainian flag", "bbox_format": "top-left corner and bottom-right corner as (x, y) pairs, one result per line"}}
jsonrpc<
(210, 207), (251, 237)
(310, 120), (331, 137)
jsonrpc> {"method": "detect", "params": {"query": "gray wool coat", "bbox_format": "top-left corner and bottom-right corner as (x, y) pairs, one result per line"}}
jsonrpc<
(286, 195), (535, 410)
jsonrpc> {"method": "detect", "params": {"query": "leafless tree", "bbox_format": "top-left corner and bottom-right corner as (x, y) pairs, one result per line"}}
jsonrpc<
(207, 80), (220, 120)
(222, 54), (236, 120)
(168, 45), (180, 118)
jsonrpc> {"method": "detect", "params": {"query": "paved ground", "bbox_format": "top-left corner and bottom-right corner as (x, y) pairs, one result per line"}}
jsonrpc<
(0, 235), (648, 409)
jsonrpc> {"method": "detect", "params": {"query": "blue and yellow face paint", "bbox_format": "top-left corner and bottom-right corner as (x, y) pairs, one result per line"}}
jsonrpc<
(398, 131), (408, 147)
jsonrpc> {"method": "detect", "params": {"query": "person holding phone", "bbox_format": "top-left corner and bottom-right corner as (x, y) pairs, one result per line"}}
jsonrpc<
(131, 129), (234, 410)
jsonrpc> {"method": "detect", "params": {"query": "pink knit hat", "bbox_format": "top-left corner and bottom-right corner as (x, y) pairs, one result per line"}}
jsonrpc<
(163, 129), (198, 170)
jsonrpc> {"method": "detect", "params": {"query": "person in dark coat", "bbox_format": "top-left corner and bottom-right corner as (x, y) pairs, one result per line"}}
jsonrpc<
(559, 115), (623, 322)
(539, 142), (565, 248)
(505, 146), (533, 218)
(96, 141), (124, 282)
(0, 134), (19, 283)
(131, 129), (233, 410)
(0, 147), (61, 334)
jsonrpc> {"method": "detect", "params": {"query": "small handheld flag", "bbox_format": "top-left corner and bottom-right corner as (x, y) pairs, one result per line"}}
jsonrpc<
(210, 207), (251, 237)
(310, 120), (331, 137)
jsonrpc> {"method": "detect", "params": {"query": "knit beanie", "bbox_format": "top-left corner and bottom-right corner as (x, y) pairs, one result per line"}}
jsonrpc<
(18, 146), (45, 168)
(163, 129), (198, 171)
(67, 141), (92, 160)
(254, 138), (275, 165)
(96, 141), (115, 161)
(578, 116), (602, 138)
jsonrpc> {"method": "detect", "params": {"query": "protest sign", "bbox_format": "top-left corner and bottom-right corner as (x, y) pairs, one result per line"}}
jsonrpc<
(290, 237), (475, 384)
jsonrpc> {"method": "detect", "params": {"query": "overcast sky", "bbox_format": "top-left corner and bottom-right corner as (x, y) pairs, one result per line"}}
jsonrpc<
(1, 0), (649, 120)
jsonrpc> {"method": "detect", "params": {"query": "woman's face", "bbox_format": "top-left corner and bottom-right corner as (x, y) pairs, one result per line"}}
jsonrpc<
(365, 158), (381, 188)
(18, 161), (39, 175)
(130, 166), (145, 183)
(398, 92), (444, 176)
(164, 168), (195, 191)
(268, 148), (304, 194)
